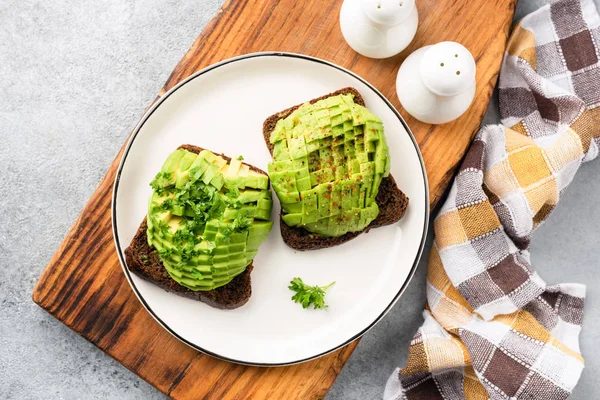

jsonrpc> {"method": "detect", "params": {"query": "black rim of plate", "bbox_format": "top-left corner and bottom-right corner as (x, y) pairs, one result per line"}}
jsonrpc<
(112, 52), (430, 367)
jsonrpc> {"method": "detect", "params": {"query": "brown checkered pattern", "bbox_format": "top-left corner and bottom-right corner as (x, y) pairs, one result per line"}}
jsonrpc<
(385, 0), (598, 398)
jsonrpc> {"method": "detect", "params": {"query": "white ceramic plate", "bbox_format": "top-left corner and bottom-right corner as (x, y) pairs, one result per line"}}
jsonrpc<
(112, 52), (429, 366)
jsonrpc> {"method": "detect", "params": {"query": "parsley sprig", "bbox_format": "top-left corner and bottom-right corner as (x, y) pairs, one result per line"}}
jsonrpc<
(288, 277), (335, 310)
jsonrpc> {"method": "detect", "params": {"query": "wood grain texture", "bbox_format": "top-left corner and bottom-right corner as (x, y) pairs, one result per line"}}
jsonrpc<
(32, 0), (515, 398)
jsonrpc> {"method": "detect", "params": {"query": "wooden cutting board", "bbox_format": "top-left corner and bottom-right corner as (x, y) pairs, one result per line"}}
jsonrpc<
(32, 0), (515, 398)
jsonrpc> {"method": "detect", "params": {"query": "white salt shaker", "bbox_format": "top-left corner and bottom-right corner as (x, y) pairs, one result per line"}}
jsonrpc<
(340, 0), (418, 59)
(396, 42), (476, 124)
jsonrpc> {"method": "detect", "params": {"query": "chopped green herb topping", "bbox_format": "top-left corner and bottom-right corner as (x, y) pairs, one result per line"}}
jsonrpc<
(150, 171), (172, 194)
(158, 248), (173, 258)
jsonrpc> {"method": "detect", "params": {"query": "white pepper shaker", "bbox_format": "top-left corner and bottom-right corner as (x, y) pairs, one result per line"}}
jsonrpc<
(396, 41), (476, 124)
(340, 0), (418, 59)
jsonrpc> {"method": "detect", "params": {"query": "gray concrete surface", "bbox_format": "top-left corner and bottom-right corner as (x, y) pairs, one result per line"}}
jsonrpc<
(0, 0), (597, 399)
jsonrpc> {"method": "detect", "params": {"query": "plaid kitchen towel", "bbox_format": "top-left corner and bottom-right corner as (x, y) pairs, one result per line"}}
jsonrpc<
(385, 0), (600, 398)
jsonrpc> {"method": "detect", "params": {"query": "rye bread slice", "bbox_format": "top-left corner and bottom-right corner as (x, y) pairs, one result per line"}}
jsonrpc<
(124, 144), (268, 309)
(263, 87), (409, 250)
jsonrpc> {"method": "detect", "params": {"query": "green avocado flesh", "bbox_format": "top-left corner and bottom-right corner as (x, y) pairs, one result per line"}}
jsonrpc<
(268, 94), (390, 237)
(147, 149), (273, 291)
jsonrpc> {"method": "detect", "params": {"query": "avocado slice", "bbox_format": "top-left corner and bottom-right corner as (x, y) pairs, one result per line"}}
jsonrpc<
(267, 93), (390, 237)
(147, 149), (274, 291)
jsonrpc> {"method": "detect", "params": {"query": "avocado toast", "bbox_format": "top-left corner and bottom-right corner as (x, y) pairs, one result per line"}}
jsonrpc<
(263, 87), (408, 250)
(125, 144), (273, 309)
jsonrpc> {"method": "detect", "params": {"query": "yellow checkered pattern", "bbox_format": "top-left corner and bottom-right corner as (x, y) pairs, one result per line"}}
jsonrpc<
(386, 1), (598, 399)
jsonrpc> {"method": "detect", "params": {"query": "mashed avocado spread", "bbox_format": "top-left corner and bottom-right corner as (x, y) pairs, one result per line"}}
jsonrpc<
(147, 149), (273, 291)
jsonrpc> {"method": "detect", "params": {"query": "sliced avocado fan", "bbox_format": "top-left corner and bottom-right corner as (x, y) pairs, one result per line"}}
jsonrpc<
(147, 149), (273, 291)
(268, 94), (390, 237)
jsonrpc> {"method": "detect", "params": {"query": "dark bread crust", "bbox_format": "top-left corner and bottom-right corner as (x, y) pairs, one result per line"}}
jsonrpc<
(123, 144), (268, 309)
(263, 87), (409, 250)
